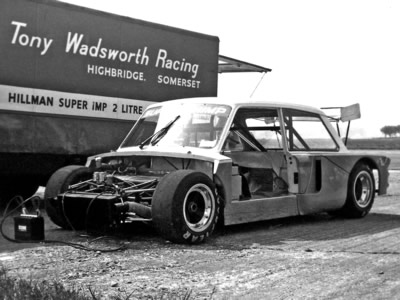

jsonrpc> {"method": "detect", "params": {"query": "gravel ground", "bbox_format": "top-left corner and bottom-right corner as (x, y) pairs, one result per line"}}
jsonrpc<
(1, 172), (399, 299)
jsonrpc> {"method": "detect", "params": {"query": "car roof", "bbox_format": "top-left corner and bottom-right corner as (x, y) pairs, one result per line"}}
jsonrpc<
(147, 97), (326, 115)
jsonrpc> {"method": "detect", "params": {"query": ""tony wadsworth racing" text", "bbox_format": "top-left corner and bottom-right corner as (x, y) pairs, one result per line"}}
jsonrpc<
(10, 21), (201, 88)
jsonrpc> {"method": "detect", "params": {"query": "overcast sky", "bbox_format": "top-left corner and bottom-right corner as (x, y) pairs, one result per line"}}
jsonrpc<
(61, 0), (400, 138)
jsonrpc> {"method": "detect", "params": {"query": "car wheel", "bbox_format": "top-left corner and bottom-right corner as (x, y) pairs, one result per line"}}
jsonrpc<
(152, 170), (220, 244)
(342, 163), (375, 218)
(44, 165), (92, 229)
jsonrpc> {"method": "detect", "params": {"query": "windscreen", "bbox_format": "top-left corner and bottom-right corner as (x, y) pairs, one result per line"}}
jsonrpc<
(120, 103), (232, 149)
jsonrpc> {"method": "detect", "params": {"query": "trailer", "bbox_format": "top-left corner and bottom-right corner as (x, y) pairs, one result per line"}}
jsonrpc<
(0, 0), (270, 202)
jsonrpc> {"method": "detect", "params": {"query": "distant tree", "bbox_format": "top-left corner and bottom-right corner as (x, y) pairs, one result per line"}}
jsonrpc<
(381, 125), (400, 137)
(381, 126), (389, 137)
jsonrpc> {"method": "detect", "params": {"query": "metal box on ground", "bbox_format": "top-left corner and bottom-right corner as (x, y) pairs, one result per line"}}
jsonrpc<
(14, 215), (44, 241)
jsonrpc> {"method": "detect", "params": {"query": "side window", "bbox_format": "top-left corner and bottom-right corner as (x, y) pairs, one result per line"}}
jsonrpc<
(223, 108), (283, 151)
(282, 109), (338, 151)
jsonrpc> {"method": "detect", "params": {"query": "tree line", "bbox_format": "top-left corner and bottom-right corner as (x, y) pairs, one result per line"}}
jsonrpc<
(381, 125), (400, 137)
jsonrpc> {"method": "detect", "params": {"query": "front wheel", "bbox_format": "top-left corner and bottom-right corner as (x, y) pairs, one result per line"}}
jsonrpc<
(44, 165), (92, 229)
(152, 170), (220, 244)
(342, 163), (375, 218)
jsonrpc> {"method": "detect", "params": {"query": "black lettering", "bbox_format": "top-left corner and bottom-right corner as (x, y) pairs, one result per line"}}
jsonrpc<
(8, 93), (17, 102)
(31, 95), (39, 105)
(92, 101), (107, 111)
(93, 101), (103, 111)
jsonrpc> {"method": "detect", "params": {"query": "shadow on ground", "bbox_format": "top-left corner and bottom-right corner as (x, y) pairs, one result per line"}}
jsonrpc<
(2, 197), (400, 253)
(209, 212), (400, 249)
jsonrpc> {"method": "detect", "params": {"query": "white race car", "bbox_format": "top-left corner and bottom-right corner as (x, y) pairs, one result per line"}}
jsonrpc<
(45, 98), (391, 243)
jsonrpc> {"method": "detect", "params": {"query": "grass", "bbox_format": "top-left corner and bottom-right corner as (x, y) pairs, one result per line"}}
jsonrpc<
(0, 264), (197, 300)
(347, 137), (400, 150)
(0, 265), (97, 300)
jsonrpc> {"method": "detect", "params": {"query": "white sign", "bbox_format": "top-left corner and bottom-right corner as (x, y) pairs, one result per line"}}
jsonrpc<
(0, 84), (153, 121)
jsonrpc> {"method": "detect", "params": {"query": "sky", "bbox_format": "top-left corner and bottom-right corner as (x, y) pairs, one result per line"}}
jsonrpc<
(61, 0), (400, 138)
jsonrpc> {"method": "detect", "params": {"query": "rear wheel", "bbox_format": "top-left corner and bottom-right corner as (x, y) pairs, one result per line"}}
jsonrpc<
(342, 164), (375, 218)
(152, 170), (220, 244)
(44, 165), (92, 229)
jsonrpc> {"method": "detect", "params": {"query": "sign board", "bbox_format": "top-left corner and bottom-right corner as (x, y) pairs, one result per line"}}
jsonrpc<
(0, 0), (219, 161)
(0, 0), (219, 121)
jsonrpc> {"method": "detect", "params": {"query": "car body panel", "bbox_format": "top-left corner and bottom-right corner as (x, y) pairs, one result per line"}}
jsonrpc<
(224, 195), (298, 225)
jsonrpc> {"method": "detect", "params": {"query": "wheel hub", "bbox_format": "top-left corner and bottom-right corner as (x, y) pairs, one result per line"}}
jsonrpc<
(354, 171), (373, 208)
(189, 202), (199, 213)
(183, 183), (215, 233)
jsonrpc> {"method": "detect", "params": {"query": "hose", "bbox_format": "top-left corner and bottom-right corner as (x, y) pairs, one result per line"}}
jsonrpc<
(0, 195), (126, 252)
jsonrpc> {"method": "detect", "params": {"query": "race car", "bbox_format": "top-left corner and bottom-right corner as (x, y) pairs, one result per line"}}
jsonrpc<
(44, 98), (391, 243)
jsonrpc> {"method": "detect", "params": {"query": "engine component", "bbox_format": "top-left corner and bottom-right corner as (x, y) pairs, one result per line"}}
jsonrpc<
(114, 201), (152, 219)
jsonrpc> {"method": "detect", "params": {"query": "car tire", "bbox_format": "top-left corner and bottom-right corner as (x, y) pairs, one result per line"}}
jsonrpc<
(342, 163), (375, 218)
(152, 170), (220, 244)
(44, 165), (92, 229)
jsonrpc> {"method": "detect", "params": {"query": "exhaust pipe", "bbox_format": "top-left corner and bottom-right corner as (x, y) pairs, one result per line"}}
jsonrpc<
(114, 202), (152, 219)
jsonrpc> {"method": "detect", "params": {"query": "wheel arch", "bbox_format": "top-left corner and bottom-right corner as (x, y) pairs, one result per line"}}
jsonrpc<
(213, 173), (227, 226)
(213, 174), (227, 207)
(354, 157), (377, 171)
(351, 156), (388, 195)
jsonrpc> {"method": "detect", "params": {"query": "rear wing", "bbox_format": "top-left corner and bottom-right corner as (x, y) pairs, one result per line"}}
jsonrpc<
(321, 103), (361, 146)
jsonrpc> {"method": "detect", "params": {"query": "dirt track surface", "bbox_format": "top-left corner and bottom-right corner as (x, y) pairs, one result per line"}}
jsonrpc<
(1, 172), (400, 299)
